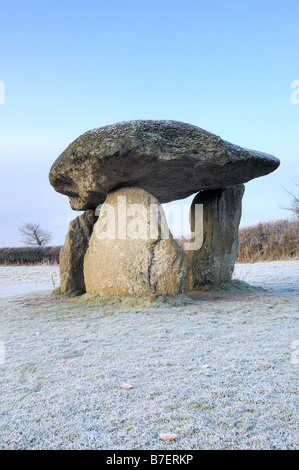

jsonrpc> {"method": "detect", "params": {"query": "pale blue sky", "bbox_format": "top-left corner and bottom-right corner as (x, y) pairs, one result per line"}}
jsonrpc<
(0, 0), (298, 245)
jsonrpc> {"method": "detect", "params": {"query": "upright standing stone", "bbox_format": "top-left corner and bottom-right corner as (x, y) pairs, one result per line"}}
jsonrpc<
(188, 185), (245, 286)
(83, 187), (190, 296)
(59, 209), (97, 294)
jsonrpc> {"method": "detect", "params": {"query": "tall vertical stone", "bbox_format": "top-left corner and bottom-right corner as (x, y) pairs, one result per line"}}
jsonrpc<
(59, 209), (97, 294)
(188, 185), (245, 286)
(83, 187), (190, 296)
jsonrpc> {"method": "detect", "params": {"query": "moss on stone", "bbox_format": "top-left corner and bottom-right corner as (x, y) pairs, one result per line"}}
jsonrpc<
(50, 287), (84, 298)
(75, 292), (194, 308)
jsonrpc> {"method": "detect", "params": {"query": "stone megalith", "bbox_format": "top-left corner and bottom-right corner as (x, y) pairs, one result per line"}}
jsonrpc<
(48, 120), (280, 296)
(83, 187), (190, 296)
(59, 209), (97, 294)
(188, 185), (245, 287)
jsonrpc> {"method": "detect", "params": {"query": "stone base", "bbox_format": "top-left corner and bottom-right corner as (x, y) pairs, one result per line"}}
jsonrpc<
(83, 187), (190, 296)
(59, 210), (97, 294)
(188, 185), (245, 286)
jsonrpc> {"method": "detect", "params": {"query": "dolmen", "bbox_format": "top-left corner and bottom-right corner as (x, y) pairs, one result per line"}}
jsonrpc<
(49, 120), (280, 296)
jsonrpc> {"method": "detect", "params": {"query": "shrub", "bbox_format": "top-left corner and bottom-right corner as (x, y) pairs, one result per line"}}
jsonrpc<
(236, 219), (299, 262)
(176, 219), (299, 263)
(0, 246), (61, 265)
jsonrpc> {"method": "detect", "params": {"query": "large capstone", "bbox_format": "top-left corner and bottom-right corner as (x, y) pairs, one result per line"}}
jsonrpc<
(83, 187), (190, 296)
(188, 185), (245, 286)
(59, 209), (97, 294)
(49, 120), (280, 211)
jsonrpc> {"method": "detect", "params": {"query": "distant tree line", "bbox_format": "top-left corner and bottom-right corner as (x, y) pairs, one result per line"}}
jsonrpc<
(237, 184), (299, 262)
(176, 218), (299, 264)
(236, 218), (299, 263)
(0, 222), (59, 265)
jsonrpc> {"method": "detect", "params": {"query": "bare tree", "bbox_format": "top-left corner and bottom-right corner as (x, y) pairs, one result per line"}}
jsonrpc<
(283, 183), (299, 218)
(18, 222), (53, 246)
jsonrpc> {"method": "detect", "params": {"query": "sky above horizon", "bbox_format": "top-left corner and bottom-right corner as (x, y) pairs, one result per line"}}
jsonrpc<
(0, 0), (298, 246)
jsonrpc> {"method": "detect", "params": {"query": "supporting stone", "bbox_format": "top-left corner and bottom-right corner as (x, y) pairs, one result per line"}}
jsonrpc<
(188, 184), (245, 286)
(59, 209), (97, 294)
(83, 187), (190, 296)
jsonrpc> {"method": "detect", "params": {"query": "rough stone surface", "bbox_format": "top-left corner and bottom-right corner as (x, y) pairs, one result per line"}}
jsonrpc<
(49, 120), (280, 211)
(59, 210), (97, 294)
(188, 185), (245, 286)
(83, 187), (190, 296)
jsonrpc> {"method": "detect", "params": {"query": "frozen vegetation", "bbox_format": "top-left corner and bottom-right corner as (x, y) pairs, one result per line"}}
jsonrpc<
(0, 261), (298, 449)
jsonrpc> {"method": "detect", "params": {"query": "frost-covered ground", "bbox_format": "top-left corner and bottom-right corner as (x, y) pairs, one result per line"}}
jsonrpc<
(0, 261), (298, 450)
(0, 265), (59, 298)
(0, 260), (298, 299)
(234, 260), (299, 292)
